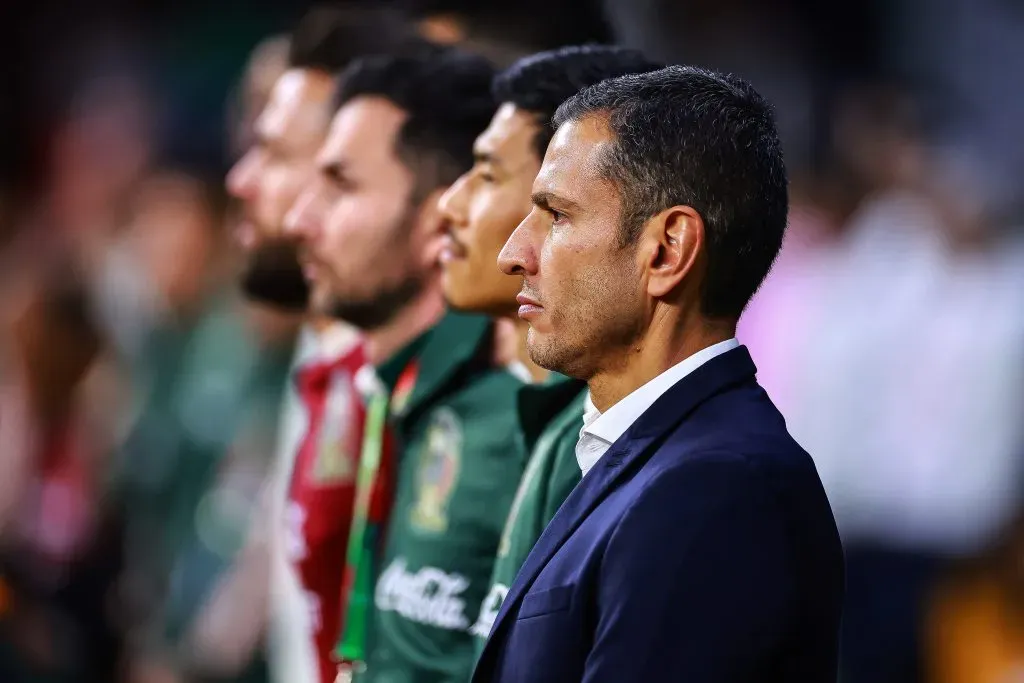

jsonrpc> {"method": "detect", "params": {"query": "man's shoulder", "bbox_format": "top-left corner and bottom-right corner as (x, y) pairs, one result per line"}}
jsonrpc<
(646, 425), (827, 521)
(658, 378), (814, 475)
(630, 405), (840, 564)
(599, 446), (838, 581)
(634, 446), (768, 507)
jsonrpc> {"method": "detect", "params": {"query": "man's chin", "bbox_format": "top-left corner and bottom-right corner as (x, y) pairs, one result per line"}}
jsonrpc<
(324, 278), (424, 331)
(525, 330), (584, 378)
(239, 268), (310, 312)
(238, 240), (311, 311)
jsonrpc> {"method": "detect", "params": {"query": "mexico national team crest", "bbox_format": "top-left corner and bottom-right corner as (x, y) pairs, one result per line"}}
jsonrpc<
(310, 369), (356, 485)
(410, 408), (462, 533)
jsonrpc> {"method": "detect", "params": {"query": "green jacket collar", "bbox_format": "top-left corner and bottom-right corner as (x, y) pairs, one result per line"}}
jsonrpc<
(378, 310), (494, 428)
(375, 330), (429, 393)
(516, 373), (587, 451)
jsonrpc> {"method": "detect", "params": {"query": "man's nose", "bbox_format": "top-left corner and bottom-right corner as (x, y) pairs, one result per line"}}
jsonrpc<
(498, 211), (540, 276)
(284, 187), (324, 240)
(226, 151), (260, 200)
(438, 173), (471, 231)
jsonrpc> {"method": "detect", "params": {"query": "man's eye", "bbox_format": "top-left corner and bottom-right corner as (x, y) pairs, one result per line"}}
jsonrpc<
(478, 170), (496, 183)
(549, 209), (566, 223)
(330, 176), (356, 192)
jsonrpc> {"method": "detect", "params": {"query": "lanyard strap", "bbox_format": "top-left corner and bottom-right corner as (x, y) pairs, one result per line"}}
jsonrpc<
(336, 360), (419, 671)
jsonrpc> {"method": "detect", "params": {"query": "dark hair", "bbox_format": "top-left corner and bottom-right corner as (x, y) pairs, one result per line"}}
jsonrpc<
(553, 65), (789, 320)
(493, 45), (662, 161)
(336, 48), (497, 195)
(288, 3), (430, 73)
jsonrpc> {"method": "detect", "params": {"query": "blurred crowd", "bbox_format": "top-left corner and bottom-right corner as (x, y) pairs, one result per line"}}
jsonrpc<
(1, 1), (1022, 683)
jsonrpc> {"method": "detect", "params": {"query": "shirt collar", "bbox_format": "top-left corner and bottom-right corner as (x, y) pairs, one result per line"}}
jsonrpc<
(291, 324), (322, 369)
(374, 329), (430, 394)
(317, 322), (361, 360)
(583, 338), (741, 449)
(582, 391), (602, 432)
(355, 363), (386, 402)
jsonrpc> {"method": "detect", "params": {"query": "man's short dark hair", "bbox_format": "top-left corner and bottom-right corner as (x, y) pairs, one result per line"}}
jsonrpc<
(553, 65), (789, 320)
(492, 45), (662, 161)
(288, 3), (430, 73)
(336, 48), (498, 196)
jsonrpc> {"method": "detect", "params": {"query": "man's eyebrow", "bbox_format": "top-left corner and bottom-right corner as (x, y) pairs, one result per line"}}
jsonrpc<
(473, 148), (502, 169)
(531, 190), (581, 213)
(254, 130), (289, 157)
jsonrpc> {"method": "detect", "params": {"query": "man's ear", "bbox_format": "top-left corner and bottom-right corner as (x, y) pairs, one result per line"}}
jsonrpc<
(644, 205), (704, 298)
(414, 187), (450, 267)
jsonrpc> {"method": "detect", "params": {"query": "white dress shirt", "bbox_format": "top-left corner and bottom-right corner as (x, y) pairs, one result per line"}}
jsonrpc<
(576, 338), (740, 477)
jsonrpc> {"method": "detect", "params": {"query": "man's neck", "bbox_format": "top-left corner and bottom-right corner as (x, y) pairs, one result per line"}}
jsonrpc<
(241, 303), (304, 349)
(588, 312), (735, 413)
(309, 315), (337, 334)
(363, 286), (447, 366)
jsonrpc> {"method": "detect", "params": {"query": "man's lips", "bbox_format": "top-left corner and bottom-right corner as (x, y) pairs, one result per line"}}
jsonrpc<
(298, 253), (323, 282)
(516, 292), (543, 319)
(439, 233), (468, 265)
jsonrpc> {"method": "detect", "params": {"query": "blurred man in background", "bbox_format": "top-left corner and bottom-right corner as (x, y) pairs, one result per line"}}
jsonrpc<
(110, 170), (296, 683)
(285, 47), (525, 683)
(224, 7), (427, 683)
(435, 45), (662, 655)
(230, 4), (421, 314)
(226, 34), (292, 167)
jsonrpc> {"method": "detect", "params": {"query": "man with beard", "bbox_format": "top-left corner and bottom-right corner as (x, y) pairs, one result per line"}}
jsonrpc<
(434, 45), (662, 659)
(284, 48), (524, 683)
(230, 4), (421, 311)
(225, 8), (427, 683)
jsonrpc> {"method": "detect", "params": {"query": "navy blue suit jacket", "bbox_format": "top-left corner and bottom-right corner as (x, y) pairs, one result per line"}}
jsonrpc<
(472, 346), (844, 683)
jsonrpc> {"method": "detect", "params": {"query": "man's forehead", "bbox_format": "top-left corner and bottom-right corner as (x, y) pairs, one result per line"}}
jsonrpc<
(332, 96), (407, 137)
(549, 113), (612, 156)
(475, 102), (539, 160)
(256, 69), (333, 140)
(320, 96), (408, 161)
(534, 115), (612, 196)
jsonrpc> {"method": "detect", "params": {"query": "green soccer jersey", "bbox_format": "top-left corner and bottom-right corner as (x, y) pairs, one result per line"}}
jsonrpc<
(470, 375), (586, 655)
(359, 312), (526, 683)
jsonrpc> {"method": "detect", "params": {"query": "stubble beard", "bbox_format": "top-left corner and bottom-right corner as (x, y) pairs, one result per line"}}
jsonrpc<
(526, 264), (644, 380)
(323, 203), (431, 331)
(325, 274), (425, 331)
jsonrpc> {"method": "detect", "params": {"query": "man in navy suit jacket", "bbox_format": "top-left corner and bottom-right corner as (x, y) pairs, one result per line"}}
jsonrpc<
(477, 66), (845, 682)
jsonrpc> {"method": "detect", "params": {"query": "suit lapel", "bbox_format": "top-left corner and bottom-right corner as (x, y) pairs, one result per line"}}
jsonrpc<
(480, 346), (757, 664)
